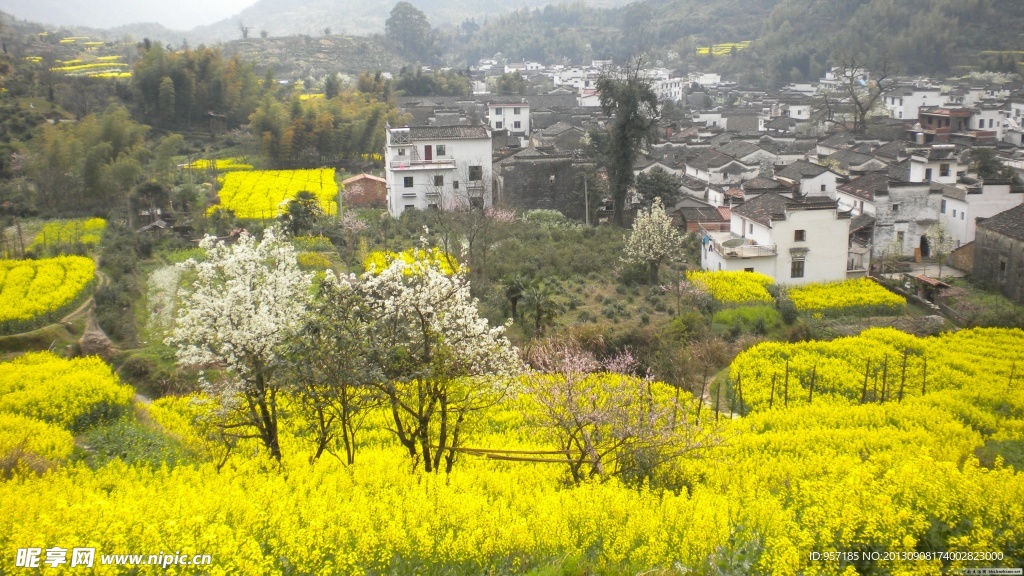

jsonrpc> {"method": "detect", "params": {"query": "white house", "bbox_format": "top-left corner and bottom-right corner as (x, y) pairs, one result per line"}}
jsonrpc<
(685, 150), (759, 185)
(885, 86), (942, 120)
(971, 104), (1005, 140)
(907, 145), (966, 185)
(699, 193), (854, 284)
(775, 160), (840, 198)
(487, 100), (530, 146)
(836, 171), (885, 217)
(384, 124), (492, 217)
(939, 179), (1024, 247)
(1003, 100), (1024, 147)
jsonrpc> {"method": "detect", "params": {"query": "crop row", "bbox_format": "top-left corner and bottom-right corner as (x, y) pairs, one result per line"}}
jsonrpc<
(213, 169), (339, 219)
(0, 256), (96, 334)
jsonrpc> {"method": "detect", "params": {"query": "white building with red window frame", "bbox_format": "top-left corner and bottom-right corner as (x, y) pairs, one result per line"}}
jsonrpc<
(384, 124), (492, 217)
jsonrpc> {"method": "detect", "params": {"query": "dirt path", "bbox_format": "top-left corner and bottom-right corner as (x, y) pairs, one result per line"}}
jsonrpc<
(60, 269), (109, 325)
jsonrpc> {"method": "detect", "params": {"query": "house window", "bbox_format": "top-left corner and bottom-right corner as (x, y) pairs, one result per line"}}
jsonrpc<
(892, 203), (900, 213)
(749, 223), (754, 234)
(433, 175), (444, 187)
(791, 259), (805, 279)
(990, 119), (994, 128)
(404, 204), (415, 212)
(940, 199), (946, 213)
(980, 119), (986, 129)
(794, 230), (806, 242)
(427, 203), (438, 210)
(495, 121), (503, 129)
(403, 176), (414, 188)
(469, 166), (483, 181)
(940, 163), (950, 177)
(820, 184), (827, 192)
(896, 231), (905, 245)
(744, 267), (754, 272)
(925, 168), (932, 180)
(961, 212), (965, 220)
(453, 180), (459, 190)
(494, 107), (502, 115)
(514, 121), (521, 129)
(436, 145), (446, 156)
(513, 107), (521, 115)
(398, 148), (406, 156)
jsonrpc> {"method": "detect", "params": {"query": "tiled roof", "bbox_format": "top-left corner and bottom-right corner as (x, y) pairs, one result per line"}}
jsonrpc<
(732, 192), (793, 226)
(776, 160), (829, 180)
(407, 125), (489, 140)
(850, 213), (875, 233)
(689, 150), (736, 170)
(819, 131), (857, 150)
(872, 140), (906, 160)
(743, 176), (789, 191)
(714, 140), (761, 159)
(827, 149), (877, 168)
(839, 172), (890, 201)
(977, 203), (1024, 241)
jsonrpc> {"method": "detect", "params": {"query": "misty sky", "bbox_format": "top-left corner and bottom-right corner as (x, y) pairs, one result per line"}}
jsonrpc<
(0, 0), (258, 30)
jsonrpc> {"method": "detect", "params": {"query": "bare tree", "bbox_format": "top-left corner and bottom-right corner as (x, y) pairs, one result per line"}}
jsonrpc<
(836, 52), (896, 134)
(925, 221), (957, 279)
(426, 165), (515, 279)
(524, 338), (720, 485)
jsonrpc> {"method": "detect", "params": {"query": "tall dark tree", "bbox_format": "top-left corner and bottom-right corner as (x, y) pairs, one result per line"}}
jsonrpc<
(324, 74), (340, 100)
(385, 2), (432, 59)
(596, 60), (659, 226)
(972, 148), (1015, 180)
(635, 166), (683, 209)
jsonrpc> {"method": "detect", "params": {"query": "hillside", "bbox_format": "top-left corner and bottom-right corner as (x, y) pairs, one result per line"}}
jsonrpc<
(452, 0), (1024, 82)
(222, 35), (413, 77)
(189, 0), (636, 42)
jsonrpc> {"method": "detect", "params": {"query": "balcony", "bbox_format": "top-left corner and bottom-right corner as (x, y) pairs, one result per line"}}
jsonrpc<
(389, 157), (457, 170)
(701, 226), (777, 259)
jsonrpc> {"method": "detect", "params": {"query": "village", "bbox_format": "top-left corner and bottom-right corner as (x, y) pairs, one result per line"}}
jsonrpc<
(375, 59), (1024, 307)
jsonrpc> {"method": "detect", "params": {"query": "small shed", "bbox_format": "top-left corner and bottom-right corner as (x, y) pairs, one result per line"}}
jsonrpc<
(903, 273), (950, 303)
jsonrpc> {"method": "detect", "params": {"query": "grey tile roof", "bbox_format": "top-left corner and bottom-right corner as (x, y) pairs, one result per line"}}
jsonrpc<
(776, 160), (829, 180)
(732, 192), (793, 226)
(839, 172), (891, 202)
(408, 125), (490, 140)
(977, 203), (1024, 241)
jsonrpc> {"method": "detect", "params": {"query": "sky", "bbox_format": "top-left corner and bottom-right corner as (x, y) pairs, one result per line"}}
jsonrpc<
(0, 0), (258, 30)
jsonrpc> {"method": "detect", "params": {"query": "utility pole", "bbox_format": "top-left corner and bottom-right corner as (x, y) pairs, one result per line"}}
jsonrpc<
(584, 176), (590, 226)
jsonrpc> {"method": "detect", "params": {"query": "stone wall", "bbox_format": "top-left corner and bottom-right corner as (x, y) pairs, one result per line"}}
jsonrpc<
(973, 228), (1024, 304)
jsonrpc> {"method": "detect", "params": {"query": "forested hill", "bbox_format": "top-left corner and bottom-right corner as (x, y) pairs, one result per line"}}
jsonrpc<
(188, 0), (635, 42)
(453, 0), (1024, 84)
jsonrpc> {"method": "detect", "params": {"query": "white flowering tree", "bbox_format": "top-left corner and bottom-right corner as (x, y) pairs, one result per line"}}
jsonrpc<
(622, 197), (682, 284)
(167, 227), (312, 462)
(360, 254), (522, 473)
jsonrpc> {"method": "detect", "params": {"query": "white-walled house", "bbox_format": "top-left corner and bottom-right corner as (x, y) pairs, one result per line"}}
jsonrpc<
(384, 124), (493, 217)
(939, 179), (1024, 247)
(885, 86), (942, 120)
(700, 192), (854, 285)
(775, 160), (840, 198)
(836, 171), (884, 217)
(487, 100), (530, 146)
(908, 145), (967, 184)
(971, 104), (1005, 141)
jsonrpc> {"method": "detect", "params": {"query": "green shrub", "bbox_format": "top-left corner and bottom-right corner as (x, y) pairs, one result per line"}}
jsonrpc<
(715, 306), (781, 335)
(776, 296), (798, 325)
